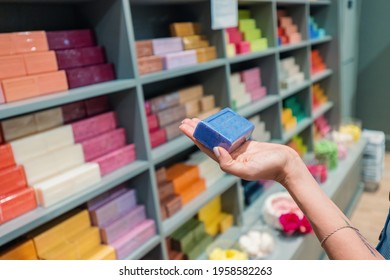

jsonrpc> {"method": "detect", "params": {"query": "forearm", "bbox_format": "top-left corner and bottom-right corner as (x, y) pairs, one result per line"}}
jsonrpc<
(281, 153), (384, 260)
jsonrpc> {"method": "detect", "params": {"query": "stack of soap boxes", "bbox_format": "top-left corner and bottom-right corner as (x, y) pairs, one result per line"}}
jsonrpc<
(0, 31), (68, 103)
(48, 29), (115, 89)
(312, 83), (328, 109)
(144, 85), (219, 148)
(311, 50), (326, 75)
(277, 9), (302, 46)
(0, 144), (37, 224)
(165, 163), (206, 207)
(87, 184), (156, 259)
(279, 57), (305, 90)
(309, 17), (326, 40)
(31, 210), (116, 260)
(155, 167), (183, 220)
(0, 95), (136, 210)
(168, 218), (212, 260)
(314, 140), (338, 170)
(287, 135), (308, 157)
(225, 9), (268, 57)
(0, 29), (115, 104)
(136, 22), (216, 75)
(198, 196), (234, 237)
(282, 96), (306, 131)
(230, 67), (267, 110)
(249, 115), (271, 142)
(170, 22), (217, 63)
(0, 239), (38, 260)
(314, 115), (331, 139)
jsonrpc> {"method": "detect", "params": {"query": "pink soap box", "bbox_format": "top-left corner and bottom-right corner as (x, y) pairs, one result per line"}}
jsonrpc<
(93, 144), (136, 176)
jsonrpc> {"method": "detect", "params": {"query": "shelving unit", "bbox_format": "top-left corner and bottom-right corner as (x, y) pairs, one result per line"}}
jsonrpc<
(0, 0), (361, 260)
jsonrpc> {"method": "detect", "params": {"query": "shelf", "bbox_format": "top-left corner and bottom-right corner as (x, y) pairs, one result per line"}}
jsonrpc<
(311, 69), (333, 83)
(282, 117), (312, 143)
(0, 160), (149, 247)
(310, 36), (332, 45)
(308, 0), (331, 5)
(151, 135), (194, 165)
(162, 175), (239, 236)
(228, 48), (276, 64)
(0, 79), (137, 120)
(238, 95), (280, 118)
(124, 235), (161, 260)
(312, 101), (333, 119)
(278, 41), (309, 53)
(280, 80), (311, 98)
(139, 59), (226, 85)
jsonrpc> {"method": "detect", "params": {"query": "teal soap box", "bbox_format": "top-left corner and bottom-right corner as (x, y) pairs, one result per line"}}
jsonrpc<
(193, 107), (254, 152)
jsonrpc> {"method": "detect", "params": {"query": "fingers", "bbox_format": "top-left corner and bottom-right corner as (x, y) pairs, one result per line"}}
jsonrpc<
(214, 147), (248, 178)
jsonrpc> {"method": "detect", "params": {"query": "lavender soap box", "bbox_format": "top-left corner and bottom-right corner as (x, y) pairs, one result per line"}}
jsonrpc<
(193, 108), (254, 153)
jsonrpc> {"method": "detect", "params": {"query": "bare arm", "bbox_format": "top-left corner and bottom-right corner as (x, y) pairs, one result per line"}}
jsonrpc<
(180, 118), (384, 260)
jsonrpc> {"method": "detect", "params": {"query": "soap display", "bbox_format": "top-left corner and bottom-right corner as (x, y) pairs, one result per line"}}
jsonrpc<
(279, 56), (305, 90)
(239, 226), (276, 259)
(277, 9), (302, 46)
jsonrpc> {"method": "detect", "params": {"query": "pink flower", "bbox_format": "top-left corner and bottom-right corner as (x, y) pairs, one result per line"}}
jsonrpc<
(299, 216), (313, 234)
(279, 212), (300, 235)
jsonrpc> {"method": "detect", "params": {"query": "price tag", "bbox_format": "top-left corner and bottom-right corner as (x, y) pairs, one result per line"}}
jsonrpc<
(211, 0), (238, 30)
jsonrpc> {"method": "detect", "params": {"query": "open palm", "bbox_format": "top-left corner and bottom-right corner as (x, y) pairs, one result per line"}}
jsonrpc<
(179, 118), (296, 182)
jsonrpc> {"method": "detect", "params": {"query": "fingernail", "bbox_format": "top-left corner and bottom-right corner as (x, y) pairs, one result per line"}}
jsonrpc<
(213, 147), (220, 158)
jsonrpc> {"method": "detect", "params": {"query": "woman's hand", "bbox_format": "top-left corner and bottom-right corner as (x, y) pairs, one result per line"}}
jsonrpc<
(179, 118), (300, 183)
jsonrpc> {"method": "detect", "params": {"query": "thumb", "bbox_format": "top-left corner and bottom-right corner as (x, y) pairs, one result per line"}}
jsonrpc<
(213, 146), (244, 176)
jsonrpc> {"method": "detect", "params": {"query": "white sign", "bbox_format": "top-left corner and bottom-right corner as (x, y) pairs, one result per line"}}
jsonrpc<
(211, 0), (238, 30)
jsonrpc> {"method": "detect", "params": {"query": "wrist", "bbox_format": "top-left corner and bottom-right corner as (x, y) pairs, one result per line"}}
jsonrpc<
(277, 147), (308, 190)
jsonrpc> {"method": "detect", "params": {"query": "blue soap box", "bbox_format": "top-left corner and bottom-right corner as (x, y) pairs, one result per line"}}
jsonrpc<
(193, 107), (254, 153)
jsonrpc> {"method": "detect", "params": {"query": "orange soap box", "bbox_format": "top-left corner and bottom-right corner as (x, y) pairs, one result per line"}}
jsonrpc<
(0, 240), (38, 260)
(166, 163), (200, 194)
(1, 70), (68, 103)
(0, 31), (48, 56)
(0, 144), (16, 171)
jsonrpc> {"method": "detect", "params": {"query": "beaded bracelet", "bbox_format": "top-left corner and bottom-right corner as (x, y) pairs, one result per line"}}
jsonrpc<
(320, 225), (359, 247)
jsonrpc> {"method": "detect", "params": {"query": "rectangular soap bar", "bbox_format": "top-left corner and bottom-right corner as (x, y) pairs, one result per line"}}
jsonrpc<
(34, 107), (64, 132)
(193, 107), (254, 152)
(0, 240), (38, 260)
(32, 210), (91, 255)
(199, 95), (215, 112)
(162, 50), (197, 70)
(166, 163), (199, 194)
(71, 111), (117, 143)
(55, 46), (106, 70)
(0, 165), (27, 196)
(23, 51), (58, 75)
(152, 37), (183, 55)
(84, 245), (116, 260)
(135, 41), (153, 58)
(163, 195), (182, 217)
(155, 167), (167, 185)
(185, 99), (200, 118)
(157, 104), (186, 127)
(0, 144), (15, 171)
(164, 121), (182, 141)
(0, 54), (27, 79)
(0, 34), (15, 56)
(157, 181), (174, 201)
(100, 205), (146, 244)
(0, 187), (37, 224)
(61, 101), (87, 124)
(84, 95), (110, 117)
(65, 64), (115, 89)
(170, 22), (197, 37)
(2, 71), (68, 103)
(81, 128), (126, 161)
(89, 188), (137, 228)
(93, 144), (136, 176)
(34, 163), (101, 207)
(137, 56), (163, 75)
(11, 125), (75, 163)
(150, 92), (180, 113)
(180, 178), (206, 205)
(1, 113), (37, 142)
(12, 31), (49, 54)
(46, 29), (96, 50)
(147, 114), (159, 132)
(87, 184), (128, 211)
(23, 144), (85, 185)
(150, 128), (166, 148)
(198, 196), (221, 223)
(111, 219), (156, 259)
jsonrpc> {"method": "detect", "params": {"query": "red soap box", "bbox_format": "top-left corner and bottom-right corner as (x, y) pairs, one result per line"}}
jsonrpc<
(61, 101), (87, 124)
(0, 166), (28, 196)
(65, 63), (115, 89)
(46, 29), (96, 50)
(0, 144), (16, 171)
(55, 46), (106, 70)
(84, 95), (110, 117)
(93, 144), (136, 176)
(150, 129), (166, 148)
(147, 114), (159, 132)
(235, 41), (251, 54)
(71, 111), (117, 142)
(0, 188), (37, 224)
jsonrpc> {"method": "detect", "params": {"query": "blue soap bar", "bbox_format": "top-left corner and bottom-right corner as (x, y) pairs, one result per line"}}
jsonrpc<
(193, 107), (254, 153)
